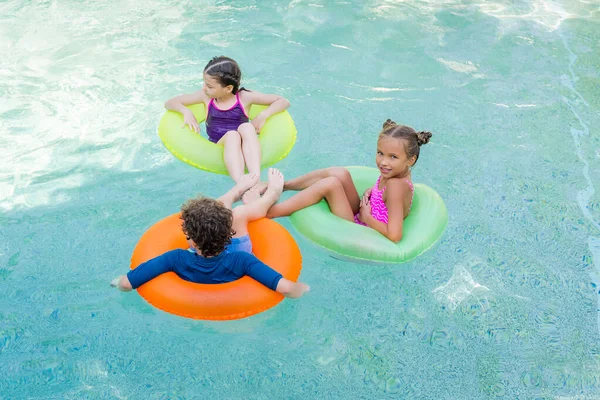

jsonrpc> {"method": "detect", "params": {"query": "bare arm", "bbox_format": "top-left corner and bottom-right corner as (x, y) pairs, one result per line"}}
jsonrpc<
(242, 90), (290, 132)
(164, 91), (209, 133)
(243, 90), (290, 119)
(164, 90), (208, 113)
(361, 179), (409, 243)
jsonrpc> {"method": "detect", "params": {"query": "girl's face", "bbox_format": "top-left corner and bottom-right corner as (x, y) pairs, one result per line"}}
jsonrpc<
(376, 136), (416, 178)
(202, 73), (233, 98)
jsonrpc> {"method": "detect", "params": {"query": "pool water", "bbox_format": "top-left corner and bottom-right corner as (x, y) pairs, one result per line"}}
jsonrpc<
(2, 0), (600, 398)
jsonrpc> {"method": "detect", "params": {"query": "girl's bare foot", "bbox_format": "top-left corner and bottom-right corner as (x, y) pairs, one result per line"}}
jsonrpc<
(265, 168), (284, 199)
(242, 169), (284, 204)
(236, 173), (259, 194)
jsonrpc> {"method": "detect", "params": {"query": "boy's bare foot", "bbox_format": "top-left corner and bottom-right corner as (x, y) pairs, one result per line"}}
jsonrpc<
(255, 181), (269, 195)
(235, 173), (259, 201)
(243, 181), (268, 200)
(241, 186), (261, 204)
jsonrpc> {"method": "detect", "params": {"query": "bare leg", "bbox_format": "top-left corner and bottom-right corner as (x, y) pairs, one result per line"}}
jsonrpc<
(217, 173), (259, 209)
(238, 122), (261, 175)
(239, 122), (268, 202)
(219, 130), (245, 182)
(232, 168), (284, 237)
(283, 167), (360, 214)
(266, 176), (355, 221)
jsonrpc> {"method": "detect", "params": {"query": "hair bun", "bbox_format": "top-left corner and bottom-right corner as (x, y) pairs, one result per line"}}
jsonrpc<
(416, 131), (432, 146)
(383, 119), (397, 130)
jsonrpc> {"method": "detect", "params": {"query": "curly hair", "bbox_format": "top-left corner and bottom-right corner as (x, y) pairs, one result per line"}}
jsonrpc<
(380, 119), (432, 164)
(180, 197), (235, 257)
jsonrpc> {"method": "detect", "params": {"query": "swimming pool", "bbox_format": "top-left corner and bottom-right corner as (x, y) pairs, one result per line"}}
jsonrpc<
(1, 0), (600, 398)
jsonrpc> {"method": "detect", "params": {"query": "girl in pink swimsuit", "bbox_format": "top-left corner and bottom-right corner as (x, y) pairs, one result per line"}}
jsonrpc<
(267, 119), (432, 243)
(165, 56), (291, 203)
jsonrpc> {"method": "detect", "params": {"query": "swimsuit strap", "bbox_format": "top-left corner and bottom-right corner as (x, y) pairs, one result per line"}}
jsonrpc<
(374, 176), (383, 192)
(236, 92), (249, 118)
(406, 179), (414, 210)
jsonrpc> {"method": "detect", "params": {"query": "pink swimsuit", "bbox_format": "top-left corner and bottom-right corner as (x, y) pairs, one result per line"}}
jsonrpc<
(354, 176), (414, 226)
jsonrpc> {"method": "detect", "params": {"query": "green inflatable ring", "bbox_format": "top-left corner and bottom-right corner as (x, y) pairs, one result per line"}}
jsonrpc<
(158, 104), (297, 174)
(289, 166), (448, 263)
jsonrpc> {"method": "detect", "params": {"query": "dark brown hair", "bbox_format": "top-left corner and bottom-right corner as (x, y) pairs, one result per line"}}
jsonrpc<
(379, 119), (432, 164)
(180, 197), (235, 257)
(203, 56), (248, 94)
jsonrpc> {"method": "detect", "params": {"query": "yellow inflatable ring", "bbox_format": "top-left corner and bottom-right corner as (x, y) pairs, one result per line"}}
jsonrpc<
(158, 104), (297, 174)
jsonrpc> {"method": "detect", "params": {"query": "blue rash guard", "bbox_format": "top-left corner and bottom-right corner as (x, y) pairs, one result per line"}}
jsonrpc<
(127, 249), (283, 291)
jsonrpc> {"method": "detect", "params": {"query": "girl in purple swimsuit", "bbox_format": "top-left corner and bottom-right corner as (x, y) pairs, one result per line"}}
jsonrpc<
(165, 56), (291, 203)
(267, 120), (432, 243)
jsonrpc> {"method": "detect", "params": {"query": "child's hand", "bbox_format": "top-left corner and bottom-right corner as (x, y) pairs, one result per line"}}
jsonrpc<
(359, 195), (371, 222)
(251, 114), (267, 133)
(362, 188), (372, 204)
(110, 275), (133, 292)
(181, 109), (200, 133)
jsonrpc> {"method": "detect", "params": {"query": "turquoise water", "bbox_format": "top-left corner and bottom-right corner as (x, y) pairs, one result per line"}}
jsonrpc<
(2, 0), (600, 398)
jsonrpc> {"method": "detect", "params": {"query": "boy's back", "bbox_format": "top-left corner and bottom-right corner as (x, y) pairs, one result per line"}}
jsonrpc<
(127, 249), (283, 291)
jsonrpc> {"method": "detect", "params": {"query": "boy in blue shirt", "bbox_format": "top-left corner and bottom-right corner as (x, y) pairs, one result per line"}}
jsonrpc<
(111, 169), (309, 298)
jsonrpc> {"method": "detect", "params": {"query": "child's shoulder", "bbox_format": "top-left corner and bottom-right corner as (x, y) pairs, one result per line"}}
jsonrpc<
(166, 248), (192, 260)
(224, 250), (259, 264)
(387, 175), (412, 186)
(238, 89), (255, 100)
(384, 176), (412, 195)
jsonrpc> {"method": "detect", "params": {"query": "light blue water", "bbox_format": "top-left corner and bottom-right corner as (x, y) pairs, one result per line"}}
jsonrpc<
(2, 0), (600, 398)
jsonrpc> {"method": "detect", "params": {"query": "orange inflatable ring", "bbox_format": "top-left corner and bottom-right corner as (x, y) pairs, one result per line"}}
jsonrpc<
(130, 213), (302, 320)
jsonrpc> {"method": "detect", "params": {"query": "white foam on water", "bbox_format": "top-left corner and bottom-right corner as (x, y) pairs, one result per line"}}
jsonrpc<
(433, 264), (491, 312)
(477, 0), (577, 31)
(331, 43), (353, 50)
(370, 87), (410, 92)
(0, 0), (188, 211)
(367, 0), (594, 31)
(335, 94), (419, 103)
(516, 35), (535, 44)
(352, 83), (437, 92)
(515, 104), (537, 108)
(436, 58), (478, 74)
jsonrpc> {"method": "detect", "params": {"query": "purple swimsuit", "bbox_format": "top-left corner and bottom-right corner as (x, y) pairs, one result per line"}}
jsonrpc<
(205, 93), (249, 143)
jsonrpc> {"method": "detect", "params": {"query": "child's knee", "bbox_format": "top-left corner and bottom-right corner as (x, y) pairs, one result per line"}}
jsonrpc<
(319, 176), (344, 194)
(238, 122), (256, 137)
(328, 167), (351, 183)
(224, 130), (241, 144)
